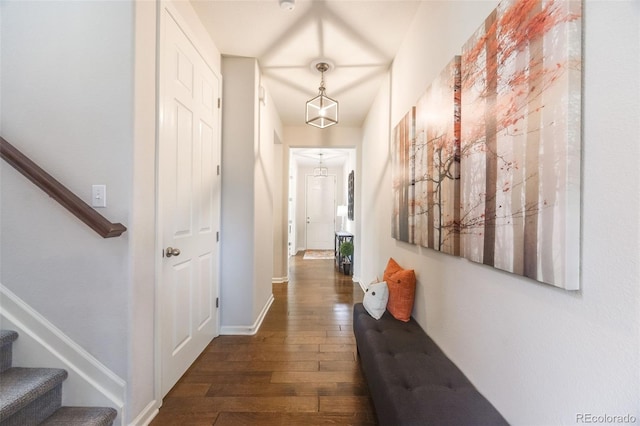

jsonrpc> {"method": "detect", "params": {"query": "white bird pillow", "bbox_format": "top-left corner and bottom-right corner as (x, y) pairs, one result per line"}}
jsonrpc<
(363, 281), (389, 320)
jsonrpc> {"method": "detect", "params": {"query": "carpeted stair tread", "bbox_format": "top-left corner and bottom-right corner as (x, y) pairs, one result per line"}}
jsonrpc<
(0, 367), (68, 420)
(0, 330), (19, 373)
(0, 330), (117, 425)
(41, 406), (118, 426)
(0, 330), (18, 347)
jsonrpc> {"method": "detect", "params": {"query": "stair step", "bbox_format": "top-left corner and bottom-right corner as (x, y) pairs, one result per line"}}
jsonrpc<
(41, 406), (118, 426)
(0, 367), (68, 425)
(0, 330), (19, 373)
(0, 330), (18, 347)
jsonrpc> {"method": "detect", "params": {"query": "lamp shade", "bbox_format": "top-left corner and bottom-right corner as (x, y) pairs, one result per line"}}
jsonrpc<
(306, 93), (338, 128)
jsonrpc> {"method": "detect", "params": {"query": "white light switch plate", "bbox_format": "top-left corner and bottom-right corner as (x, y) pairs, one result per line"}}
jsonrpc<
(92, 185), (106, 208)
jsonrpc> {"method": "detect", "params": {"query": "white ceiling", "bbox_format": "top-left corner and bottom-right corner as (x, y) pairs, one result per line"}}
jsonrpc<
(290, 147), (353, 167)
(190, 0), (421, 128)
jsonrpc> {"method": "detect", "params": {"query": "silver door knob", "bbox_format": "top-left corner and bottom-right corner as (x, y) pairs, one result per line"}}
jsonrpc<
(165, 247), (181, 257)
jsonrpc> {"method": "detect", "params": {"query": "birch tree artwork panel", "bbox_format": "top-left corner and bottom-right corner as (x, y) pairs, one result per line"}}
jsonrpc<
(391, 108), (416, 244)
(460, 0), (582, 289)
(415, 56), (462, 255)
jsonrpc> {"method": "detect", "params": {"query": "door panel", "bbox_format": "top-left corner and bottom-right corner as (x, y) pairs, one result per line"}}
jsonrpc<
(171, 261), (193, 353)
(175, 102), (194, 236)
(159, 9), (220, 397)
(306, 175), (336, 250)
(198, 122), (214, 232)
(197, 252), (214, 329)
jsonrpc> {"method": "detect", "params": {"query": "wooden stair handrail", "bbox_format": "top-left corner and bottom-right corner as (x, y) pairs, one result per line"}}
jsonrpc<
(0, 137), (126, 238)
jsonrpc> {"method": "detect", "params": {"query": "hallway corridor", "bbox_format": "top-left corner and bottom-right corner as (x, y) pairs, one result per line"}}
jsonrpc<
(151, 252), (376, 425)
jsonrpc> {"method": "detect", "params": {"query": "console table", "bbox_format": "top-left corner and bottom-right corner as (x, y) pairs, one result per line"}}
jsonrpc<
(335, 231), (354, 275)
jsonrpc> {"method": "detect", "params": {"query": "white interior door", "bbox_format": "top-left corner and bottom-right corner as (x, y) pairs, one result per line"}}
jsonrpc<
(306, 175), (336, 250)
(159, 9), (220, 397)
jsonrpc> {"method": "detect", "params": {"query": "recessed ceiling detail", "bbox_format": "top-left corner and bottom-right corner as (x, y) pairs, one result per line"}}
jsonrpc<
(190, 0), (421, 126)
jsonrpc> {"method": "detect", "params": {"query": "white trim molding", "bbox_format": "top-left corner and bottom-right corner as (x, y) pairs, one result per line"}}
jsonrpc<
(220, 294), (274, 335)
(128, 399), (159, 426)
(272, 276), (289, 284)
(0, 284), (126, 425)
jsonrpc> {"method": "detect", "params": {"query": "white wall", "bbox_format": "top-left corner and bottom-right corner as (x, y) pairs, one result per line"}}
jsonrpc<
(361, 1), (640, 424)
(272, 132), (286, 282)
(1, 0), (133, 380)
(221, 57), (258, 328)
(130, 0), (157, 420)
(285, 126), (362, 149)
(255, 69), (282, 321)
(221, 57), (281, 330)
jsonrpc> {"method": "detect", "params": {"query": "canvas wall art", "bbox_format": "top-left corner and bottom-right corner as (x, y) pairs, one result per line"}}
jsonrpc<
(460, 0), (582, 289)
(391, 108), (415, 244)
(348, 170), (354, 221)
(414, 56), (462, 255)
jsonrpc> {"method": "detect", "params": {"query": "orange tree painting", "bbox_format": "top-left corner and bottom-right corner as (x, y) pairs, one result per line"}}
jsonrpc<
(460, 0), (582, 289)
(414, 57), (462, 255)
(392, 108), (415, 244)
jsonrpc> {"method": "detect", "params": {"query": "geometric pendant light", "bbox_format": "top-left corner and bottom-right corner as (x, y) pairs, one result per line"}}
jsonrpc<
(313, 153), (329, 177)
(306, 62), (338, 129)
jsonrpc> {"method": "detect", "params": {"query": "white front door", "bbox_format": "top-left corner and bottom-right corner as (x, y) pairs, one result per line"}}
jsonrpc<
(158, 8), (221, 397)
(306, 175), (336, 250)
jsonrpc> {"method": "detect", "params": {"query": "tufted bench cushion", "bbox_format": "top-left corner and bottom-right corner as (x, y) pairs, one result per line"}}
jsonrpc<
(353, 303), (508, 426)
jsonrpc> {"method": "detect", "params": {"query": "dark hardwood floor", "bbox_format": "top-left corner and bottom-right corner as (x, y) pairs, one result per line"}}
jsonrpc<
(150, 252), (376, 425)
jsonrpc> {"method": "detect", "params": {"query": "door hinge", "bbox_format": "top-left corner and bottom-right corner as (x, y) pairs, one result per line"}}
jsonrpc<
(216, 297), (219, 308)
(216, 231), (219, 242)
(218, 98), (221, 109)
(217, 165), (220, 176)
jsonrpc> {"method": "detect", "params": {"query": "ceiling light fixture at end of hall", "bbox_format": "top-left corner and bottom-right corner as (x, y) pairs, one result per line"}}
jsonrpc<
(314, 153), (329, 177)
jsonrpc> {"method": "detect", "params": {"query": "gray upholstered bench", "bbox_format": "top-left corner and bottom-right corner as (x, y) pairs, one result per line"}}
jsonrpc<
(353, 303), (508, 425)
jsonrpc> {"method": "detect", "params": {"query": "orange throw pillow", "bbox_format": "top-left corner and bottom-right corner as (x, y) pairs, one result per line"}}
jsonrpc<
(383, 258), (403, 283)
(383, 258), (416, 322)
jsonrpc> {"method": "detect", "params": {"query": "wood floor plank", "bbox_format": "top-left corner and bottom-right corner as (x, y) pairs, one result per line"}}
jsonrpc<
(319, 360), (360, 372)
(270, 371), (363, 384)
(210, 396), (319, 413)
(327, 330), (357, 338)
(320, 343), (358, 353)
(192, 360), (319, 373)
(206, 382), (335, 397)
(205, 343), (319, 353)
(179, 371), (273, 385)
(151, 253), (374, 425)
(319, 396), (376, 414)
(165, 383), (212, 398)
(150, 412), (219, 425)
(224, 350), (354, 362)
(214, 412), (376, 426)
(159, 396), (317, 413)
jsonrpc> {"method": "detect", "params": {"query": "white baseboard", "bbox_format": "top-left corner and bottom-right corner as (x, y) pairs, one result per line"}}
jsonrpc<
(220, 294), (274, 335)
(0, 284), (126, 425)
(128, 399), (159, 426)
(272, 276), (288, 284)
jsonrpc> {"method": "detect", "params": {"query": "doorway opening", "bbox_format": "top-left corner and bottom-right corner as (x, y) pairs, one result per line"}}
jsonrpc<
(287, 147), (356, 270)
